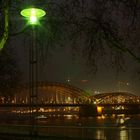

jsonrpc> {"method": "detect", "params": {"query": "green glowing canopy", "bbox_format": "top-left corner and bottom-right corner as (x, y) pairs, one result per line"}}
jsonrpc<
(20, 8), (46, 25)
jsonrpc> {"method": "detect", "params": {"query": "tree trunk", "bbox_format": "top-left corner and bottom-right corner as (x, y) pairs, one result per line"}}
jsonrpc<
(0, 1), (9, 50)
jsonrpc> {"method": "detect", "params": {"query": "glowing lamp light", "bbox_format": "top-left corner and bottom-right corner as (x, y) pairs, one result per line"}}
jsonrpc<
(97, 106), (102, 114)
(30, 15), (37, 24)
(20, 8), (46, 25)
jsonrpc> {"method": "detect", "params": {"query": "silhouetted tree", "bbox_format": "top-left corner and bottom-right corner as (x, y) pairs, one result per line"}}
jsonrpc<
(0, 46), (20, 102)
(0, 0), (140, 73)
(42, 0), (140, 72)
(0, 0), (9, 50)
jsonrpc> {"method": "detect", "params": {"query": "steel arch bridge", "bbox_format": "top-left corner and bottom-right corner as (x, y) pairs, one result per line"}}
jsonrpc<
(90, 92), (140, 104)
(14, 82), (89, 104)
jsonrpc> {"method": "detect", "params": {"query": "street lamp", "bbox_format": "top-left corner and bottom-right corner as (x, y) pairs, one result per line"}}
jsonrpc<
(20, 7), (46, 135)
(20, 8), (46, 25)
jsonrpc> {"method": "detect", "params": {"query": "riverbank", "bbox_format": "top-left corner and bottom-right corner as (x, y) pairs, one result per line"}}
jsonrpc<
(0, 132), (99, 140)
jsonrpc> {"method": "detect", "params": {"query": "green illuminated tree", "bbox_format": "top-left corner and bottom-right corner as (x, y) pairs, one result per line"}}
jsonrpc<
(0, 0), (9, 50)
(0, 1), (21, 101)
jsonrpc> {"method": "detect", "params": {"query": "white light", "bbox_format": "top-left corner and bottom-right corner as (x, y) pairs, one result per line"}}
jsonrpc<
(126, 82), (129, 86)
(30, 16), (37, 24)
(94, 101), (97, 104)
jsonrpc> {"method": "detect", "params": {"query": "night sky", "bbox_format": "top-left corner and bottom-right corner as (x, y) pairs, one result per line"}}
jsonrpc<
(7, 0), (140, 96)
(11, 35), (140, 96)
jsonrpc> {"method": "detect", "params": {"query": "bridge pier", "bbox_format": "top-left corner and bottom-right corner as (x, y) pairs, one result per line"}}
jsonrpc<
(79, 104), (97, 117)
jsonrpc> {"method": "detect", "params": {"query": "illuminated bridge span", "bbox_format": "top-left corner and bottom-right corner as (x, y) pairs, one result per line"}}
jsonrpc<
(90, 92), (140, 105)
(14, 82), (89, 104)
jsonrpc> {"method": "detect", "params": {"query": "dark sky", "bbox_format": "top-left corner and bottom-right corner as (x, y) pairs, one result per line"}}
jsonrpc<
(8, 0), (140, 96)
(11, 35), (140, 96)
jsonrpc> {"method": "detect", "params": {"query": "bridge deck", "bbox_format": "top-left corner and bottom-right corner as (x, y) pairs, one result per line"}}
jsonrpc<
(0, 103), (93, 107)
(0, 103), (139, 107)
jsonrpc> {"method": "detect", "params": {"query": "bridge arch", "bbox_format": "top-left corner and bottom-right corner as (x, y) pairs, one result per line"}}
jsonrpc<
(15, 82), (88, 104)
(90, 92), (140, 104)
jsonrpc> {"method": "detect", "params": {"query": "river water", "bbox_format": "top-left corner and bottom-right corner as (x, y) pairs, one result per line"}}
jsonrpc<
(37, 114), (140, 140)
(0, 113), (140, 140)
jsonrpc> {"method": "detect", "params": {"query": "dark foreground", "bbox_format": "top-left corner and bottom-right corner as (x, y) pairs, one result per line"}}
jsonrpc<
(0, 133), (94, 140)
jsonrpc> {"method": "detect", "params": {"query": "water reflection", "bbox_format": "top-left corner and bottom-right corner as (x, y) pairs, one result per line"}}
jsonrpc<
(0, 112), (140, 140)
(116, 116), (130, 126)
(93, 127), (134, 140)
(120, 128), (128, 140)
(96, 129), (106, 140)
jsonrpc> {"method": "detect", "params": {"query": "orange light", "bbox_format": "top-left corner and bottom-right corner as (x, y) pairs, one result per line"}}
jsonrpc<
(81, 80), (88, 83)
(97, 106), (102, 114)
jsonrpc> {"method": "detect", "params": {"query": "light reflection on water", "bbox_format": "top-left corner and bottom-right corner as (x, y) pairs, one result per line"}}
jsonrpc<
(0, 113), (140, 140)
(64, 114), (78, 120)
(120, 129), (128, 140)
(91, 127), (136, 140)
(37, 114), (140, 140)
(96, 129), (106, 140)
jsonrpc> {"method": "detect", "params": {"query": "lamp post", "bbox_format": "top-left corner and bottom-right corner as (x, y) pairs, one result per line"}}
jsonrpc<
(20, 8), (46, 135)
